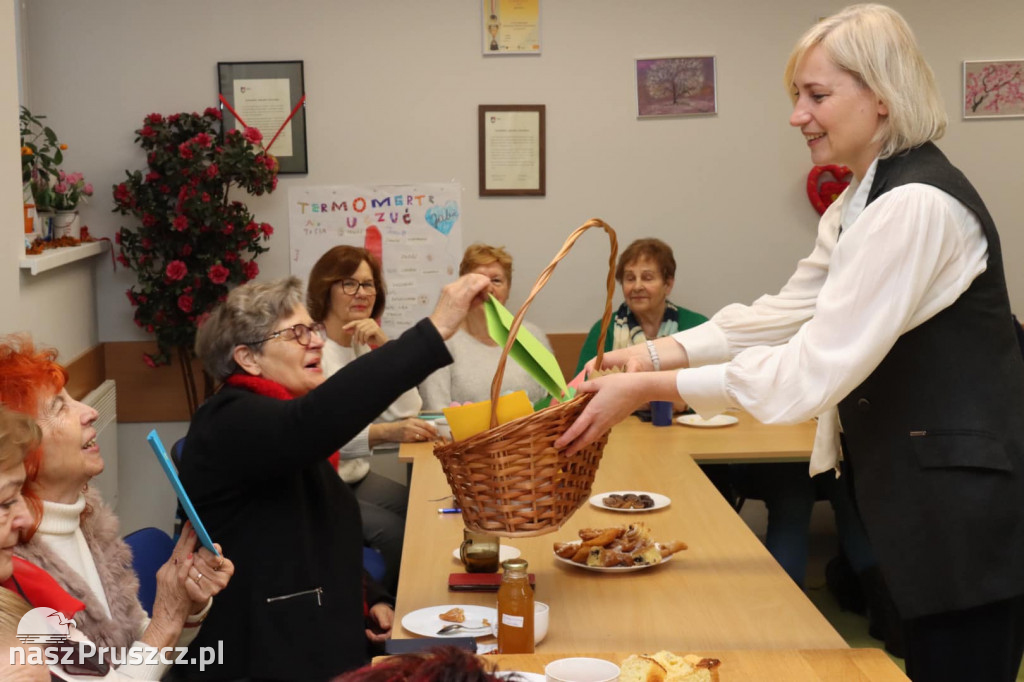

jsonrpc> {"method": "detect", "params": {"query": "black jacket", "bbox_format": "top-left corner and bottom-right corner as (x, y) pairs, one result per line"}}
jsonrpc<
(179, 319), (451, 680)
(838, 143), (1024, 619)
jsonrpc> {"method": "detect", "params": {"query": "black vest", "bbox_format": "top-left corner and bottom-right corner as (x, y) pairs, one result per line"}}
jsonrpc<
(837, 142), (1024, 618)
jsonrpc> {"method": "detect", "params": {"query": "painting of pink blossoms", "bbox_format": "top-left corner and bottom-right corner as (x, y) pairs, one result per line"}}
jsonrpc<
(963, 60), (1024, 119)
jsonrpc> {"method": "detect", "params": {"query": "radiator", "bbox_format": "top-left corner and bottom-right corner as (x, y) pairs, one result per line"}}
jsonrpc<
(82, 379), (118, 510)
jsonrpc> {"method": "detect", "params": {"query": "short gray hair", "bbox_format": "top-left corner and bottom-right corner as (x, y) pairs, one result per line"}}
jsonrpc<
(195, 277), (305, 381)
(784, 4), (946, 159)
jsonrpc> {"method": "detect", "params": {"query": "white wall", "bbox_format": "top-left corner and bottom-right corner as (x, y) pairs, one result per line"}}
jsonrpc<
(11, 0), (1024, 530)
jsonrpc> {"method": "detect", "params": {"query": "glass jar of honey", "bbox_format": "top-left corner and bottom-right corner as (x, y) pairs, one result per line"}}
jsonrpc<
(496, 558), (534, 653)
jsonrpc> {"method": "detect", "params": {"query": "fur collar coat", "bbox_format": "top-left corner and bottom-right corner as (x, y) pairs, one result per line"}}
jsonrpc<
(15, 486), (147, 651)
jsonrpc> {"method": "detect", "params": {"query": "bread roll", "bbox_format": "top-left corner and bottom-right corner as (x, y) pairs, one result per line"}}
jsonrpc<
(620, 651), (720, 682)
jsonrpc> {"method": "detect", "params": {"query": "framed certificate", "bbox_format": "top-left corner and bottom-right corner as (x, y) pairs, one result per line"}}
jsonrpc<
(478, 104), (546, 196)
(217, 60), (308, 174)
(482, 0), (541, 55)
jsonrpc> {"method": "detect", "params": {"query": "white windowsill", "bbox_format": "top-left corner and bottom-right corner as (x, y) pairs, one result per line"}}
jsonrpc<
(19, 240), (109, 276)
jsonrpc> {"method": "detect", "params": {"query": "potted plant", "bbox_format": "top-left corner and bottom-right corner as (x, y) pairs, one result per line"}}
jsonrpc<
(113, 108), (278, 414)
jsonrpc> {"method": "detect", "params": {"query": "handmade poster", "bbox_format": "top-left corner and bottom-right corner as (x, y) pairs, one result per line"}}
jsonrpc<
(288, 184), (464, 339)
(234, 78), (294, 156)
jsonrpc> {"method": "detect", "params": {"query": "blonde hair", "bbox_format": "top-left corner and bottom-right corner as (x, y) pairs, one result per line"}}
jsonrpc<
(459, 244), (513, 283)
(0, 405), (39, 471)
(784, 4), (946, 158)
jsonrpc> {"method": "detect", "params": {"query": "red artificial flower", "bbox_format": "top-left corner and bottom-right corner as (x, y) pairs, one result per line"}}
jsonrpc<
(205, 163), (219, 179)
(243, 127), (263, 144)
(260, 223), (274, 236)
(145, 113), (164, 125)
(114, 183), (133, 204)
(116, 253), (130, 266)
(181, 244), (193, 256)
(173, 215), (189, 232)
(165, 260), (188, 281)
(142, 213), (158, 227)
(139, 126), (157, 138)
(193, 132), (213, 148)
(114, 232), (122, 245)
(159, 184), (171, 194)
(204, 107), (222, 120)
(222, 224), (234, 236)
(143, 354), (157, 368)
(179, 143), (194, 160)
(141, 238), (153, 249)
(144, 171), (161, 183)
(208, 264), (230, 284)
(126, 290), (137, 305)
(168, 113), (181, 124)
(201, 192), (211, 203)
(242, 260), (259, 281)
(224, 251), (238, 263)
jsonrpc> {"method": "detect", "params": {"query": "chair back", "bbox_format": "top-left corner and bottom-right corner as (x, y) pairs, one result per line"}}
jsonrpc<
(123, 527), (175, 616)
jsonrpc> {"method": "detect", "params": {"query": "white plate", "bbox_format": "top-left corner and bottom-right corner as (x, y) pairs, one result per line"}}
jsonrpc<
(495, 672), (545, 682)
(589, 491), (671, 512)
(450, 545), (521, 562)
(676, 413), (739, 428)
(552, 543), (673, 573)
(400, 604), (498, 638)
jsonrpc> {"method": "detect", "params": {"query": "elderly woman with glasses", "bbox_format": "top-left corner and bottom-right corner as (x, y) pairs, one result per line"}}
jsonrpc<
(306, 246), (432, 594)
(419, 243), (554, 410)
(178, 273), (489, 681)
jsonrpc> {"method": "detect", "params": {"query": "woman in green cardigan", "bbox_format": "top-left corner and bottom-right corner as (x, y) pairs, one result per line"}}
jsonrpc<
(575, 238), (706, 375)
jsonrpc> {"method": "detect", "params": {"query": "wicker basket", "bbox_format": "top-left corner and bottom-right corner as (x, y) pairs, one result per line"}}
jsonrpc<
(434, 219), (618, 537)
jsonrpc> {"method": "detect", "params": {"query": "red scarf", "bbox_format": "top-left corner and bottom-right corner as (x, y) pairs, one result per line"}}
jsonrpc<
(223, 373), (370, 617)
(224, 374), (340, 469)
(3, 555), (85, 616)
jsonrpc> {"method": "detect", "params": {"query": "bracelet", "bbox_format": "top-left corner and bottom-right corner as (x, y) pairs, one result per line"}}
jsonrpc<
(646, 340), (661, 371)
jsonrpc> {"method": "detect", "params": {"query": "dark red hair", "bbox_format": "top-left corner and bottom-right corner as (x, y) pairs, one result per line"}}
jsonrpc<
(333, 646), (503, 682)
(0, 334), (69, 538)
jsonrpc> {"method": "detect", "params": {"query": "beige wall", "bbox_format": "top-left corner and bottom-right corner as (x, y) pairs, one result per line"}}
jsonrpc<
(13, 0), (1024, 347)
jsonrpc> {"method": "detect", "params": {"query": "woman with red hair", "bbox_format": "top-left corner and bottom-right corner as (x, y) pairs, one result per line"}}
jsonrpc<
(0, 334), (234, 678)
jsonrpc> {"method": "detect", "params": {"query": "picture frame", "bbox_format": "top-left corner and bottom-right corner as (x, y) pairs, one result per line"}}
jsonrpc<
(482, 0), (541, 55)
(478, 105), (546, 196)
(217, 60), (308, 174)
(635, 56), (717, 118)
(963, 59), (1024, 119)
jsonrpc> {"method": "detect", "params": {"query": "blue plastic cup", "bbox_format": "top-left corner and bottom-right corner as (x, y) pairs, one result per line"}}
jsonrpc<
(651, 401), (673, 426)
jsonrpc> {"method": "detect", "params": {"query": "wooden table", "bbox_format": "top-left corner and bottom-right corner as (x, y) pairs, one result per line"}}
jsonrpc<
(483, 650), (908, 681)
(399, 412), (816, 464)
(393, 420), (845, 651)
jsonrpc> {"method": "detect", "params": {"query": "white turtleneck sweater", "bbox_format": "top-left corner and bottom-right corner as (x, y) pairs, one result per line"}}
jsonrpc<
(38, 495), (207, 679)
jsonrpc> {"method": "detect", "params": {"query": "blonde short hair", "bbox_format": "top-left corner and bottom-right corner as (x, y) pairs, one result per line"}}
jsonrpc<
(459, 244), (513, 283)
(784, 4), (946, 159)
(0, 405), (39, 471)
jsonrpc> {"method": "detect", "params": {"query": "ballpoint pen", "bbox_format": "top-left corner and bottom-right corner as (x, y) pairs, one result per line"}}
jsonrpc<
(438, 507), (462, 514)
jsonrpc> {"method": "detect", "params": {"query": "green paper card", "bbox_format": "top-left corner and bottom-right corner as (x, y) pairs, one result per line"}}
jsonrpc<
(484, 295), (575, 401)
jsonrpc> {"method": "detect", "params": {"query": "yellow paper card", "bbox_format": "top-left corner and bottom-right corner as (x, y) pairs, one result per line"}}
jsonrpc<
(442, 391), (534, 442)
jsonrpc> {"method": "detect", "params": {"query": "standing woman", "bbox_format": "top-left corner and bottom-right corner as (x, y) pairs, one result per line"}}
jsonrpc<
(307, 245), (435, 592)
(558, 5), (1024, 681)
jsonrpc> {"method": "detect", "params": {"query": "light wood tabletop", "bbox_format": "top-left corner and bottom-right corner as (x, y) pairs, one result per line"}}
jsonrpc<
(399, 412), (816, 464)
(480, 650), (908, 681)
(393, 420), (846, 652)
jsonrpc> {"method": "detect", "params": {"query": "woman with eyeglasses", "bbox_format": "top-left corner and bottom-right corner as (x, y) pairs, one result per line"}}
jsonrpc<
(306, 245), (434, 593)
(178, 273), (490, 681)
(419, 243), (554, 410)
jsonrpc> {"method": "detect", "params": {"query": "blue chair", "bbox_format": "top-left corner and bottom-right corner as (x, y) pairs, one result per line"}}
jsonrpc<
(123, 527), (176, 616)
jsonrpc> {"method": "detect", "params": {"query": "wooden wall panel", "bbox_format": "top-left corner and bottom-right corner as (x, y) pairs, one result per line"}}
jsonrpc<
(64, 345), (105, 401)
(548, 332), (586, 383)
(103, 341), (206, 422)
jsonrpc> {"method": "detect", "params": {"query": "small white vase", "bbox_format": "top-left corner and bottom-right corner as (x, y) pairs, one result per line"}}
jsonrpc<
(53, 210), (80, 239)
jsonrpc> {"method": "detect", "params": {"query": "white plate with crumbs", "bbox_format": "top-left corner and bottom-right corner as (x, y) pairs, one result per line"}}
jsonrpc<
(676, 414), (739, 428)
(589, 491), (671, 512)
(400, 604), (498, 638)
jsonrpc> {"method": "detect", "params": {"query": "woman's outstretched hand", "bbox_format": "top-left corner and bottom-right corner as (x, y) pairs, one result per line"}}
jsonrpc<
(429, 274), (491, 340)
(554, 370), (679, 456)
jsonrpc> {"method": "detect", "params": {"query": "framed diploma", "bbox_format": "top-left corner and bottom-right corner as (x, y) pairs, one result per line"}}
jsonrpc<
(478, 105), (546, 196)
(482, 0), (541, 55)
(217, 60), (308, 174)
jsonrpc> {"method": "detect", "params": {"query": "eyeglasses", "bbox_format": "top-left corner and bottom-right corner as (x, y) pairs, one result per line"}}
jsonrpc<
(248, 322), (326, 348)
(338, 279), (377, 296)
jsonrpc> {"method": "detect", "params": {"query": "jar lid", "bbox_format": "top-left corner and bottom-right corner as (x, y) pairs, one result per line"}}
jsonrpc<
(502, 558), (528, 570)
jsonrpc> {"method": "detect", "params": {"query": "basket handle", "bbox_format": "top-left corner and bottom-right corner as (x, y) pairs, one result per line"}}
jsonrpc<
(489, 218), (618, 427)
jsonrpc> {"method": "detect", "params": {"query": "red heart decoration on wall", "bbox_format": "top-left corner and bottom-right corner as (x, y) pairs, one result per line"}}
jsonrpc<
(807, 165), (853, 215)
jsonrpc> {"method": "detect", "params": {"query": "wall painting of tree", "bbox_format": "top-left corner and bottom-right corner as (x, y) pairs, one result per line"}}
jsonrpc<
(636, 56), (717, 118)
(963, 59), (1024, 119)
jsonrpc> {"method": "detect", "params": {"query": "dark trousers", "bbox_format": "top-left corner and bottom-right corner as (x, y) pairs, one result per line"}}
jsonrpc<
(905, 593), (1024, 682)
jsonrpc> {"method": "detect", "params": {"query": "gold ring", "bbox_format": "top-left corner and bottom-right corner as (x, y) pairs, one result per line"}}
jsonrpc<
(195, 573), (203, 582)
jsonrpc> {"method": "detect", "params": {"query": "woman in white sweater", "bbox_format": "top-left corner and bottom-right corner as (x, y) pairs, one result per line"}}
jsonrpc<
(419, 244), (553, 410)
(307, 246), (437, 592)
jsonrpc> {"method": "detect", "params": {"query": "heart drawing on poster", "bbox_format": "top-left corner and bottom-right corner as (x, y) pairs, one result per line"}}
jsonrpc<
(425, 201), (460, 235)
(806, 165), (853, 215)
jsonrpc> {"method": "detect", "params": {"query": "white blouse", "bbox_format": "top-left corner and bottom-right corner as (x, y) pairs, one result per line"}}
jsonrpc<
(671, 158), (988, 475)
